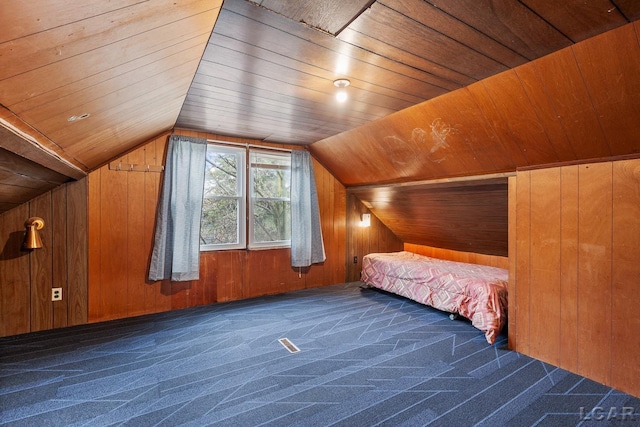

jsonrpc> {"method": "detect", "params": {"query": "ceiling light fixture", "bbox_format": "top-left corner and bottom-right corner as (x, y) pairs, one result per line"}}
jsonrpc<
(333, 78), (350, 88)
(333, 78), (350, 103)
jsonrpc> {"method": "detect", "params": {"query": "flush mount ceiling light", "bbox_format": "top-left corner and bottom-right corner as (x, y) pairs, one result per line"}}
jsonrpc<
(333, 78), (350, 103)
(333, 78), (350, 88)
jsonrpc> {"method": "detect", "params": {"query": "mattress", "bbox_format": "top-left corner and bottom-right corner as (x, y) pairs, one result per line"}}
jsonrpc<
(361, 251), (508, 344)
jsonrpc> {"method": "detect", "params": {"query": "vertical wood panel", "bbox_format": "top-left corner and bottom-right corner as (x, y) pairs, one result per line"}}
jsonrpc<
(126, 145), (148, 317)
(346, 193), (402, 282)
(87, 173), (102, 321)
(515, 171), (531, 355)
(51, 185), (68, 329)
(528, 168), (561, 366)
(559, 166), (579, 373)
(577, 162), (612, 385)
(98, 164), (129, 321)
(147, 136), (171, 312)
(0, 204), (30, 336)
(611, 159), (640, 397)
(29, 192), (53, 332)
(507, 175), (517, 349)
(66, 178), (88, 326)
(333, 170), (347, 284)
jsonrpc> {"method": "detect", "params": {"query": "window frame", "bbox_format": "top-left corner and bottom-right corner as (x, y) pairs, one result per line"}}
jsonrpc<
(247, 149), (292, 250)
(200, 144), (247, 251)
(200, 142), (291, 252)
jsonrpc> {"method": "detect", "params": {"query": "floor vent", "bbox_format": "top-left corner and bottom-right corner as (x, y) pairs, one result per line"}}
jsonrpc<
(278, 338), (300, 353)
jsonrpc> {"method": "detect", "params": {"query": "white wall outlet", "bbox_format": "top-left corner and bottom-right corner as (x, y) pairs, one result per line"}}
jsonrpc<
(52, 288), (63, 301)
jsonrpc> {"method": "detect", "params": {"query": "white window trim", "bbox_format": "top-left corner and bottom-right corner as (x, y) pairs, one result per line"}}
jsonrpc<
(248, 149), (291, 250)
(200, 144), (246, 251)
(200, 143), (291, 251)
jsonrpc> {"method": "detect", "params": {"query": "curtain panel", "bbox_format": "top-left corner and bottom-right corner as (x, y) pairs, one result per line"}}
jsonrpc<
(148, 135), (207, 281)
(290, 150), (326, 267)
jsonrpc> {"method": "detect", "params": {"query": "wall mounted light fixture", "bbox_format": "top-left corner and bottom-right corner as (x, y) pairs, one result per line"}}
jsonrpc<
(23, 217), (45, 249)
(360, 213), (371, 228)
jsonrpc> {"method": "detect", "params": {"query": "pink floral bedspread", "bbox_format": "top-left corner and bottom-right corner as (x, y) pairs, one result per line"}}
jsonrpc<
(361, 251), (508, 344)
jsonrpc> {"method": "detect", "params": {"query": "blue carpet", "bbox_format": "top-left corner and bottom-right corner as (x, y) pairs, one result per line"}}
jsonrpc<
(1, 282), (638, 426)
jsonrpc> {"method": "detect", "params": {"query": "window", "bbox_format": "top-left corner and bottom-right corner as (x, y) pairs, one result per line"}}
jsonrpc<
(200, 143), (291, 251)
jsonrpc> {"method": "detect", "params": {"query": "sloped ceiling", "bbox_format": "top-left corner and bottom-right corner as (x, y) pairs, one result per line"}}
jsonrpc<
(2, 0), (640, 217)
(309, 21), (640, 186)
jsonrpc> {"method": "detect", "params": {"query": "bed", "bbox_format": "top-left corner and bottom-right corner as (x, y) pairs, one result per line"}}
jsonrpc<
(361, 251), (508, 344)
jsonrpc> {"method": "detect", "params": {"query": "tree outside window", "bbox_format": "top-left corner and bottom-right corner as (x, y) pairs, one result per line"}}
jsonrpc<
(200, 143), (291, 251)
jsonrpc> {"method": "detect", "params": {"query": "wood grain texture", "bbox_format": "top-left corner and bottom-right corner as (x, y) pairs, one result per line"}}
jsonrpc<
(259, 0), (374, 35)
(0, 179), (88, 337)
(611, 159), (640, 397)
(349, 179), (509, 257)
(87, 173), (101, 321)
(346, 194), (403, 282)
(521, 0), (627, 42)
(404, 243), (508, 269)
(51, 185), (68, 329)
(66, 178), (88, 326)
(559, 166), (579, 373)
(0, 204), (30, 336)
(534, 47), (611, 160)
(515, 170), (531, 355)
(577, 162), (612, 386)
(572, 24), (640, 157)
(28, 192), (53, 332)
(125, 145), (148, 318)
(424, 0), (571, 60)
(528, 168), (561, 366)
(507, 176), (517, 350)
(2, 0), (639, 220)
(514, 62), (577, 162)
(513, 158), (640, 397)
(310, 21), (639, 188)
(479, 71), (559, 166)
(83, 130), (347, 322)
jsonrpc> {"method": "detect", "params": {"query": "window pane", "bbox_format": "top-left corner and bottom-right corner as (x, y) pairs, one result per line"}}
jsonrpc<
(253, 200), (291, 243)
(200, 144), (246, 250)
(251, 152), (291, 199)
(249, 150), (291, 247)
(200, 198), (239, 245)
(204, 151), (239, 197)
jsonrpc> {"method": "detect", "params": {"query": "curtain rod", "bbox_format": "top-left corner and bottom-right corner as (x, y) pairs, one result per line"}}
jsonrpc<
(206, 139), (294, 153)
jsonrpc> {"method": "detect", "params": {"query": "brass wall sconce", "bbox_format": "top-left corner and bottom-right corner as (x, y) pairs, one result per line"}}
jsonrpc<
(23, 217), (45, 249)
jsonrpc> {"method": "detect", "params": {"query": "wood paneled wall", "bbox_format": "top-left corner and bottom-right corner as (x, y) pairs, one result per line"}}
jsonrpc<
(404, 243), (508, 270)
(511, 157), (640, 398)
(0, 179), (88, 337)
(346, 194), (403, 282)
(348, 177), (509, 257)
(87, 129), (347, 323)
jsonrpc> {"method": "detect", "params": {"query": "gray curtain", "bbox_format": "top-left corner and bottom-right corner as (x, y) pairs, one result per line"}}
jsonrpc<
(290, 150), (325, 267)
(148, 135), (207, 281)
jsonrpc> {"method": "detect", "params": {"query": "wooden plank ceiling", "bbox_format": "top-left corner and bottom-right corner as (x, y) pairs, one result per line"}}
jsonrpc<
(2, 0), (639, 219)
(0, 0), (222, 213)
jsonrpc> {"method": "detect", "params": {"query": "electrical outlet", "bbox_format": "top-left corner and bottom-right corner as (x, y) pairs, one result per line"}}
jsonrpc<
(52, 288), (62, 301)
(353, 256), (358, 264)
